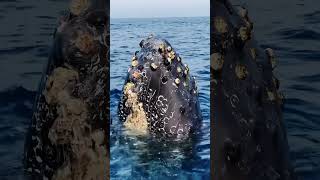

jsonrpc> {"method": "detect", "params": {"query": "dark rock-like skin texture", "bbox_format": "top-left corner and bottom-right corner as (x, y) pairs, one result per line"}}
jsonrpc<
(24, 0), (109, 179)
(211, 0), (296, 180)
(119, 36), (202, 139)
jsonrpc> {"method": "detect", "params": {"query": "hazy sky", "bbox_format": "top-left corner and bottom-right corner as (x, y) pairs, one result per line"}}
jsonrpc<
(111, 0), (209, 18)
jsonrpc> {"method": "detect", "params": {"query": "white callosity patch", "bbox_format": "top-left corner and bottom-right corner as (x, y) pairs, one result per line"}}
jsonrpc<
(122, 82), (148, 135)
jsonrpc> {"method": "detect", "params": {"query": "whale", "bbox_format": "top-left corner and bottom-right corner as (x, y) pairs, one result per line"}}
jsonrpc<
(118, 36), (202, 139)
(23, 0), (109, 179)
(211, 0), (297, 179)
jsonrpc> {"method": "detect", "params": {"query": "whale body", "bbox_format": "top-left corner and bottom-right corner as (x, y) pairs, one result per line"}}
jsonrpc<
(118, 36), (202, 139)
(24, 0), (109, 179)
(211, 0), (296, 179)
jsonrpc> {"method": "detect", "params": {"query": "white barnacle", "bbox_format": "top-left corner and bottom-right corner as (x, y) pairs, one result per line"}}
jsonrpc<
(175, 78), (180, 85)
(36, 156), (43, 163)
(150, 63), (158, 70)
(177, 66), (182, 73)
(131, 60), (138, 67)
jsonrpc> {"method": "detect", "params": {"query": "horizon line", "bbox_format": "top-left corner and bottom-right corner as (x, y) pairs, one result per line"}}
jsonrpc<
(110, 15), (209, 20)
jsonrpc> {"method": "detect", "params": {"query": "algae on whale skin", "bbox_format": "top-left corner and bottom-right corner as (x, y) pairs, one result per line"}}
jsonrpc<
(70, 0), (90, 16)
(123, 82), (148, 135)
(24, 0), (109, 178)
(43, 67), (107, 180)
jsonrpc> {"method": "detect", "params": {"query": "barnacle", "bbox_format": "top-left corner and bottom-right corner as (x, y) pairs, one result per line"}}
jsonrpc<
(70, 0), (90, 16)
(211, 53), (224, 71)
(235, 64), (248, 80)
(214, 17), (228, 33)
(73, 32), (95, 54)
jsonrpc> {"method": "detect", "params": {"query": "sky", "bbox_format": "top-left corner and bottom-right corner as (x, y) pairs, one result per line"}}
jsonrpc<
(111, 0), (209, 18)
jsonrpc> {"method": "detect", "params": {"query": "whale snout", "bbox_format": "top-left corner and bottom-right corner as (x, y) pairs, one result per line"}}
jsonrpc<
(119, 36), (202, 138)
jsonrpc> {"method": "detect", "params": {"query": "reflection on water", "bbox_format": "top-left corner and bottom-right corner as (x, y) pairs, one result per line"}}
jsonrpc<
(110, 17), (210, 179)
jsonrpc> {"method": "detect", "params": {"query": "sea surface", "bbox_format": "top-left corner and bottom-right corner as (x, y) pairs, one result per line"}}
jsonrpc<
(110, 17), (210, 179)
(0, 0), (318, 179)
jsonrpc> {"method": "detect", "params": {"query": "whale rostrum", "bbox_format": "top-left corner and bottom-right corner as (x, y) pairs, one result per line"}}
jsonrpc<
(118, 36), (202, 139)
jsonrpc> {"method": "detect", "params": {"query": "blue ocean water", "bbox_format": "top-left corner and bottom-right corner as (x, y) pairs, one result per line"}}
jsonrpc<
(110, 17), (211, 179)
(0, 0), (318, 179)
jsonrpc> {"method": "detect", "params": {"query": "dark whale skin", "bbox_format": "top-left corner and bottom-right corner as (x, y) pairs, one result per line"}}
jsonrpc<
(23, 0), (109, 179)
(118, 36), (202, 139)
(211, 0), (297, 180)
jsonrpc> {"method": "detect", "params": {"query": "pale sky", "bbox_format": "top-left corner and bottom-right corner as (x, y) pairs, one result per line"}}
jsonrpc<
(111, 0), (210, 18)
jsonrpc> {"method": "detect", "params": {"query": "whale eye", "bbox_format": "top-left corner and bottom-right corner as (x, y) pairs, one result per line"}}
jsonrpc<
(161, 76), (168, 84)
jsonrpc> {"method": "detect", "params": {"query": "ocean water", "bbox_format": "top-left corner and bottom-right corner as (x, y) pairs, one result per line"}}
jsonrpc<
(0, 0), (318, 179)
(0, 0), (69, 179)
(110, 17), (211, 179)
